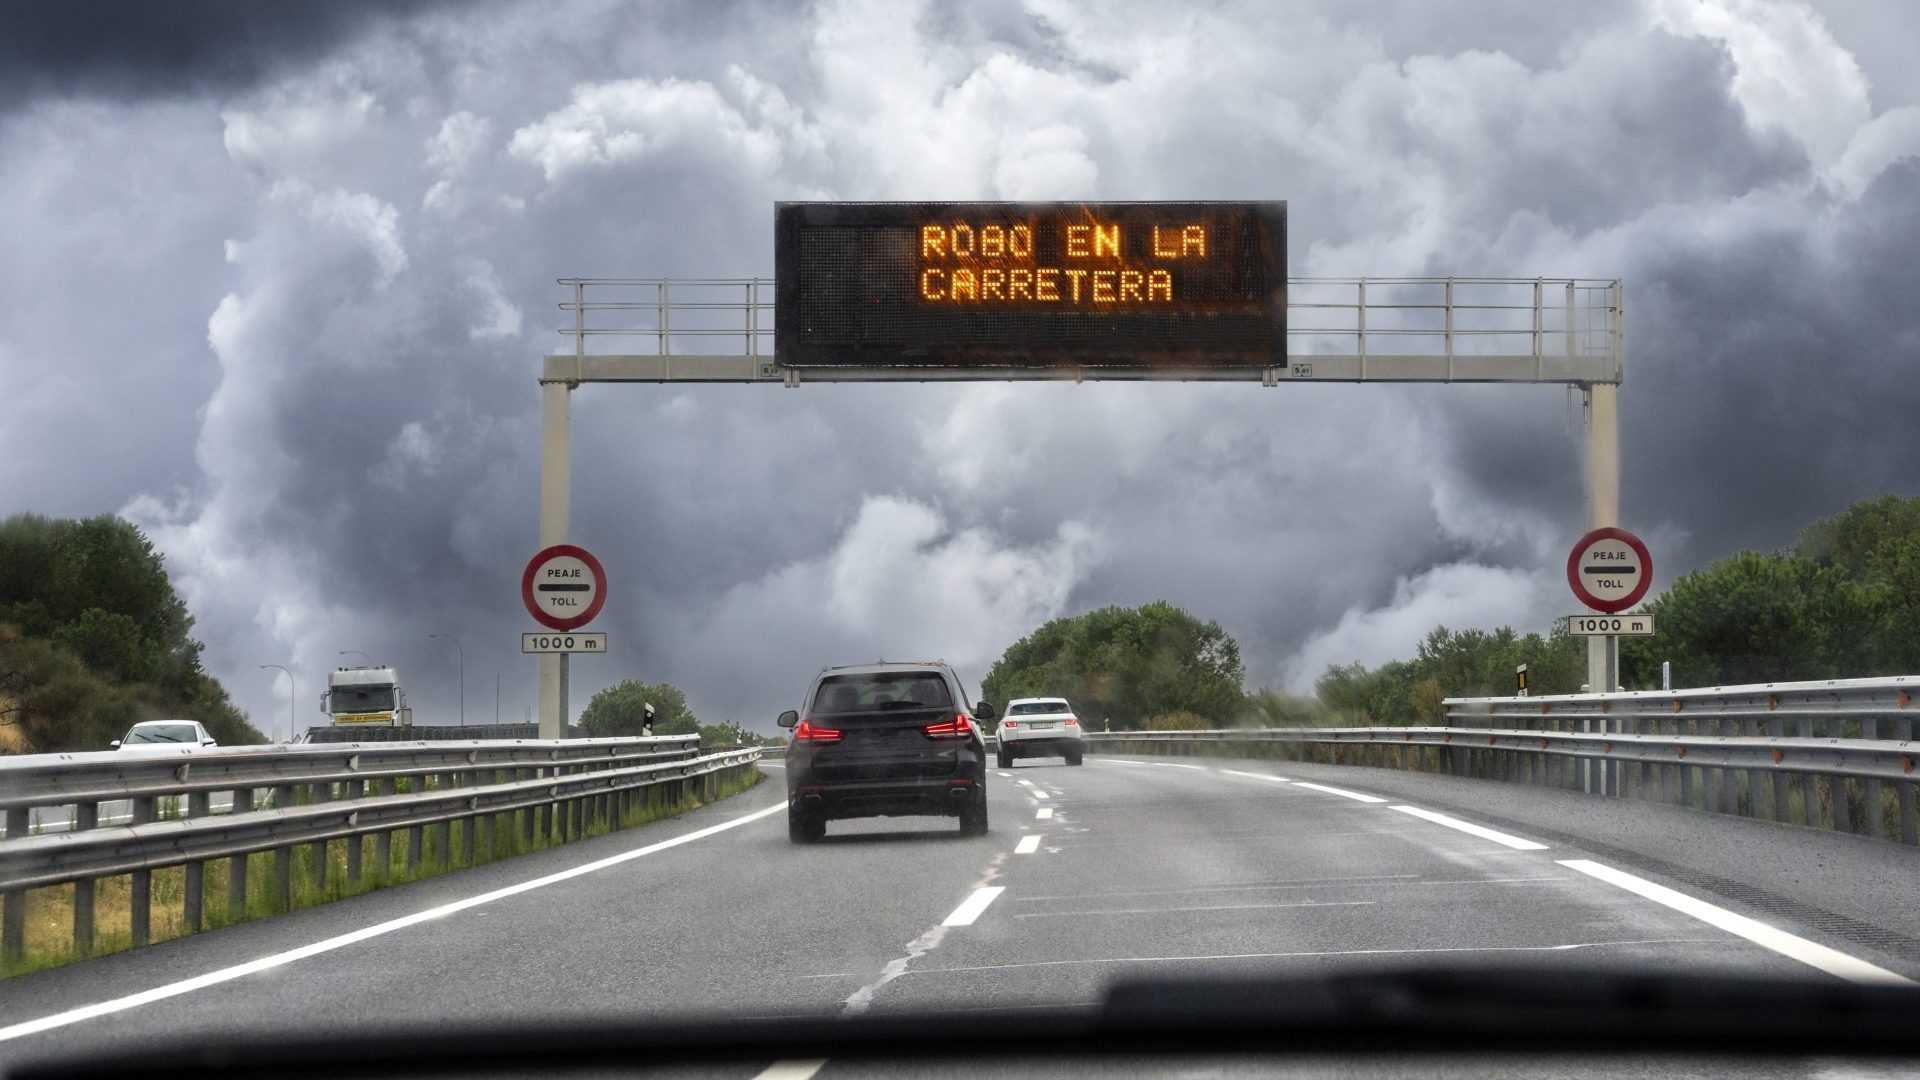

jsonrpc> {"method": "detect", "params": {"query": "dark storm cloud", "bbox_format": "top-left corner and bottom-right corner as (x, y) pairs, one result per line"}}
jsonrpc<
(0, 1), (472, 111)
(6, 0), (1918, 730)
(1623, 161), (1920, 557)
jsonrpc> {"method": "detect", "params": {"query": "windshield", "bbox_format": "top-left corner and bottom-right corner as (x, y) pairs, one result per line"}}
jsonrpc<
(7, 2), (1920, 1073)
(329, 686), (395, 713)
(122, 724), (198, 744)
(810, 672), (953, 714)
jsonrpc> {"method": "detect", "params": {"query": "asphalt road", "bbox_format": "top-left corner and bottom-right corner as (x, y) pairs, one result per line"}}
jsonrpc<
(4, 754), (1918, 1077)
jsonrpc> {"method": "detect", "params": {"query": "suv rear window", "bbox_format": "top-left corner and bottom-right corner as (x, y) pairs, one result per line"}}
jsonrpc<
(811, 671), (954, 714)
(1008, 700), (1069, 715)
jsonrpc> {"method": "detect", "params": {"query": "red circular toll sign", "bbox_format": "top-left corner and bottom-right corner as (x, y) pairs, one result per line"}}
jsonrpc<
(522, 545), (607, 631)
(1567, 527), (1651, 615)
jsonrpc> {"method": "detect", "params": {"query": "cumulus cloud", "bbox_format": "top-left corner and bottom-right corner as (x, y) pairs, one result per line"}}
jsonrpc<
(680, 496), (1099, 711)
(4, 0), (1919, 735)
(1285, 562), (1555, 689)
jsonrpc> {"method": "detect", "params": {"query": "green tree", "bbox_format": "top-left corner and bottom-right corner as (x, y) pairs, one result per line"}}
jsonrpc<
(981, 601), (1246, 729)
(1621, 550), (1883, 687)
(0, 514), (261, 752)
(1309, 626), (1583, 724)
(578, 679), (696, 738)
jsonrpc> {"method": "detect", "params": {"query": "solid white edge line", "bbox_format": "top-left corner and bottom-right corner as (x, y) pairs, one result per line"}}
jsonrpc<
(1390, 805), (1548, 851)
(1035, 808), (1053, 819)
(752, 1060), (828, 1080)
(1220, 769), (1292, 783)
(1291, 781), (1388, 804)
(1015, 834), (1042, 854)
(942, 886), (1008, 927)
(0, 802), (789, 1045)
(1557, 859), (1914, 986)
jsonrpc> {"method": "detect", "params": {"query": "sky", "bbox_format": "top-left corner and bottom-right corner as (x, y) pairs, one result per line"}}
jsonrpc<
(3, 0), (1918, 735)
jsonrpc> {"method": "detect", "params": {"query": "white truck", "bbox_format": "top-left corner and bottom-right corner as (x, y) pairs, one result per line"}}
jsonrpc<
(322, 666), (413, 727)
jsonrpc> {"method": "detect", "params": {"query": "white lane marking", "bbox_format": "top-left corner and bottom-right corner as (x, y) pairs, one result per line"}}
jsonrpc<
(1220, 769), (1292, 783)
(1017, 900), (1376, 918)
(1017, 779), (1038, 788)
(1151, 762), (1208, 771)
(1030, 790), (1050, 800)
(942, 886), (1007, 927)
(753, 1061), (827, 1080)
(1390, 805), (1548, 851)
(842, 855), (1006, 1015)
(1557, 860), (1915, 986)
(899, 938), (1715, 976)
(996, 771), (1013, 778)
(0, 801), (788, 1045)
(1015, 834), (1042, 855)
(1291, 781), (1388, 804)
(1035, 808), (1053, 820)
(1103, 759), (1153, 766)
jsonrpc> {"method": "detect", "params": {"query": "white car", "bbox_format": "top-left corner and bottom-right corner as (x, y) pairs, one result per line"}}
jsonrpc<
(995, 697), (1085, 767)
(113, 720), (218, 751)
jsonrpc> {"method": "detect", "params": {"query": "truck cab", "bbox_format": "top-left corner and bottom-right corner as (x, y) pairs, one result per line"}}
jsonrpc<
(323, 666), (412, 727)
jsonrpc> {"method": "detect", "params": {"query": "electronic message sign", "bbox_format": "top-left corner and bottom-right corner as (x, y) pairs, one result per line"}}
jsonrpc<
(774, 201), (1286, 370)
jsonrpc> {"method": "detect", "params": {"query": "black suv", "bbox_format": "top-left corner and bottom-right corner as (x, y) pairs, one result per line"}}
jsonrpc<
(777, 662), (996, 843)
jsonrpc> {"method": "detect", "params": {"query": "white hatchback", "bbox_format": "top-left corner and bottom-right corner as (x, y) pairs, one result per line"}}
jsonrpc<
(995, 697), (1085, 767)
(113, 719), (218, 751)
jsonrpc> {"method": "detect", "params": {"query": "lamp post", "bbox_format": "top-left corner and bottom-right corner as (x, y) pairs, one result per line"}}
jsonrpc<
(259, 665), (295, 742)
(430, 634), (465, 726)
(339, 650), (373, 665)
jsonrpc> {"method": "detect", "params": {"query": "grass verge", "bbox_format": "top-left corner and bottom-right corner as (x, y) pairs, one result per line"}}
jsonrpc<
(3, 766), (762, 979)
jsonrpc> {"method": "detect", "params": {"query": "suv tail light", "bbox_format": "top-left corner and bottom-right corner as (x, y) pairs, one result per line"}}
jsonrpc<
(1002, 720), (1019, 729)
(924, 714), (972, 739)
(1064, 716), (1079, 726)
(794, 718), (843, 742)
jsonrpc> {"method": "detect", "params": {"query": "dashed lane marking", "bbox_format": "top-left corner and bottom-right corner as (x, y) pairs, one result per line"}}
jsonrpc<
(1391, 805), (1548, 850)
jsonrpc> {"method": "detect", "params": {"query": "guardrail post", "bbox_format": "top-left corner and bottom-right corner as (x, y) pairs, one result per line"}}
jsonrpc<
(463, 814), (478, 866)
(129, 795), (156, 947)
(1744, 717), (1764, 819)
(1726, 719), (1742, 815)
(375, 781), (395, 882)
(407, 825), (424, 874)
(310, 838), (329, 897)
(1797, 716), (1816, 827)
(227, 789), (252, 922)
(4, 806), (27, 963)
(272, 846), (292, 914)
(1680, 733), (1696, 809)
(182, 791), (209, 933)
(1863, 717), (1884, 839)
(1899, 717), (1917, 845)
(435, 818), (453, 870)
(345, 781), (364, 886)
(1766, 716), (1786, 820)
(72, 802), (98, 957)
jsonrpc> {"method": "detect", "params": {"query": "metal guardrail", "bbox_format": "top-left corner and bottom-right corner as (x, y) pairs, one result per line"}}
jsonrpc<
(548, 276), (1623, 385)
(0, 736), (760, 966)
(1081, 676), (1920, 848)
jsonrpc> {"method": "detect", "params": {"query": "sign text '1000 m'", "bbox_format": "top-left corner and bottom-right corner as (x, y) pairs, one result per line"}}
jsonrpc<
(774, 202), (1287, 370)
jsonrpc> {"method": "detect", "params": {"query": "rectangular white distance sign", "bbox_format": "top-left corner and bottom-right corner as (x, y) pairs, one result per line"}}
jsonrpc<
(1561, 614), (1655, 637)
(522, 632), (607, 654)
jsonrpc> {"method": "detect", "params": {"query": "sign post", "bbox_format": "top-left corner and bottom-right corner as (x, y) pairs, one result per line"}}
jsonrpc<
(524, 544), (608, 738)
(1566, 527), (1652, 694)
(1515, 664), (1528, 697)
